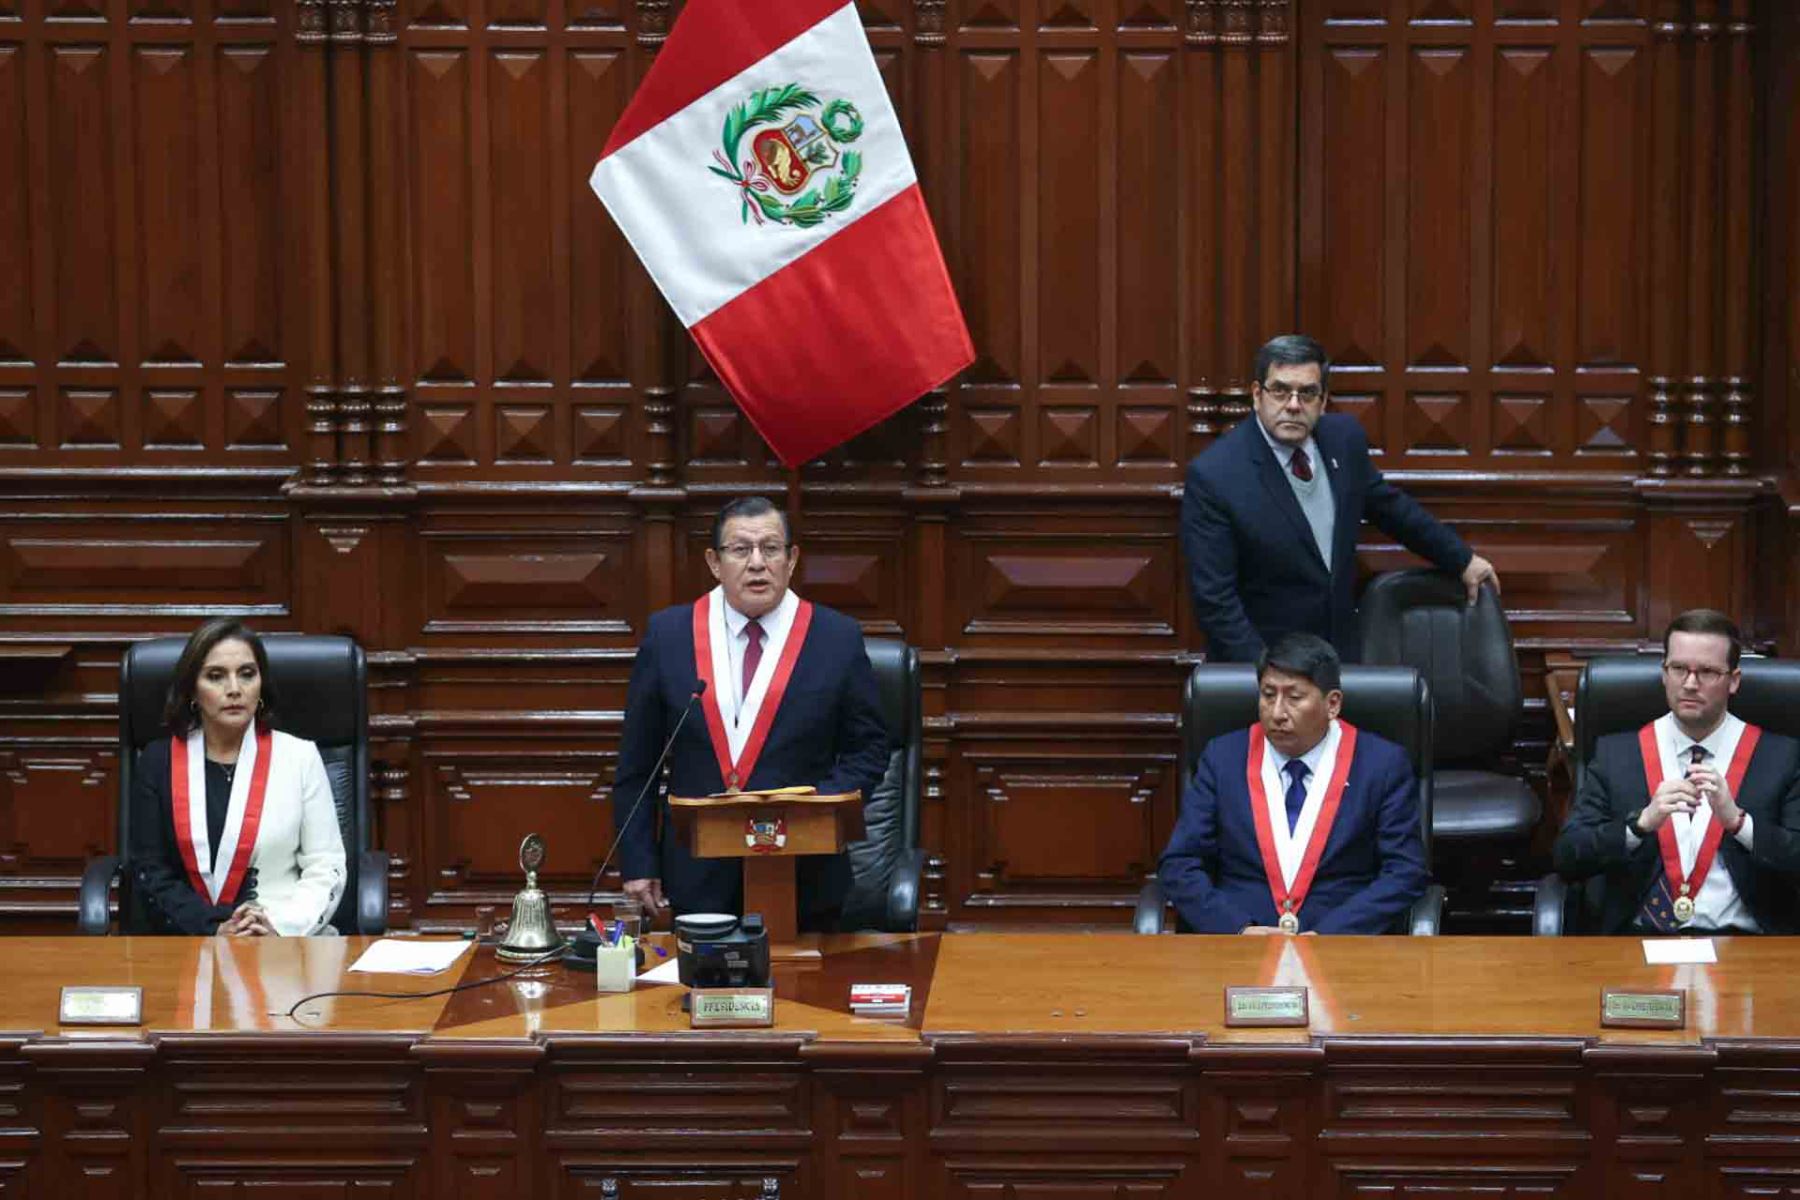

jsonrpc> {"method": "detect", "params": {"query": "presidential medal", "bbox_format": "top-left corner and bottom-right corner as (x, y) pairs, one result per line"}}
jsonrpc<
(1277, 910), (1300, 935)
(1672, 893), (1695, 923)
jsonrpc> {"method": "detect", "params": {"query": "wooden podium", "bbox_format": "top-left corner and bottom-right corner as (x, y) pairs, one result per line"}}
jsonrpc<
(669, 789), (865, 959)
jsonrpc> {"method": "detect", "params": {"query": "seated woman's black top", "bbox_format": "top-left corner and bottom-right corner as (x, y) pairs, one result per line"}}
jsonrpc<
(129, 738), (257, 934)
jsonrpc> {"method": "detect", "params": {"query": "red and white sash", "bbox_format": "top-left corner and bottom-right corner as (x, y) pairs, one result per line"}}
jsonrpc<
(1637, 719), (1760, 907)
(1246, 722), (1359, 928)
(170, 723), (273, 905)
(692, 592), (814, 792)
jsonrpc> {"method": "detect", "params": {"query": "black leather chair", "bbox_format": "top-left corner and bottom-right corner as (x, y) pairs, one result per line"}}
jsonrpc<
(1534, 654), (1800, 935)
(837, 637), (926, 932)
(78, 634), (388, 935)
(1359, 570), (1539, 849)
(1134, 663), (1445, 934)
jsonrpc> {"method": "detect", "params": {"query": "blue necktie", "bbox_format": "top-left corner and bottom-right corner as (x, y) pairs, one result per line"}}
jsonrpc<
(1283, 760), (1310, 834)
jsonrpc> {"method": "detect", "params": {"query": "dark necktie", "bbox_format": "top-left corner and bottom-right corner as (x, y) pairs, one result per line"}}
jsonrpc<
(1289, 446), (1313, 482)
(742, 619), (765, 700)
(1283, 760), (1310, 834)
(1637, 744), (1710, 933)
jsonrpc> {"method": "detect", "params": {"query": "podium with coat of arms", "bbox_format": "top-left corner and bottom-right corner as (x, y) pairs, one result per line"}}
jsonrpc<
(669, 788), (865, 959)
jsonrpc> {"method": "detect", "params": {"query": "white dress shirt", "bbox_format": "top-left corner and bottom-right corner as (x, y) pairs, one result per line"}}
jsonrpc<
(710, 586), (801, 761)
(1258, 719), (1344, 890)
(1623, 711), (1757, 932)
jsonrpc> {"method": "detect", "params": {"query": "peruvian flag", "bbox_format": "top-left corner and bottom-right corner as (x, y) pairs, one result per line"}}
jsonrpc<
(589, 0), (974, 467)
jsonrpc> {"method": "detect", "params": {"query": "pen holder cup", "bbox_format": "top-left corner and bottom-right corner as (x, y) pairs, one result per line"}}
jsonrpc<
(595, 941), (635, 993)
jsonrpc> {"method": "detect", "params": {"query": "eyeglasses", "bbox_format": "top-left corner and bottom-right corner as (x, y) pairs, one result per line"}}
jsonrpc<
(1261, 382), (1324, 402)
(719, 541), (790, 564)
(1663, 661), (1730, 685)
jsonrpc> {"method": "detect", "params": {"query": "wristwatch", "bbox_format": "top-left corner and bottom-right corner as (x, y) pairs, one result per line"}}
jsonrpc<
(1627, 810), (1648, 839)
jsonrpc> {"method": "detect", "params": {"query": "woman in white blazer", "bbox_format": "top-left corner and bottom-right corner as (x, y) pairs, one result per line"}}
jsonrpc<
(128, 619), (347, 936)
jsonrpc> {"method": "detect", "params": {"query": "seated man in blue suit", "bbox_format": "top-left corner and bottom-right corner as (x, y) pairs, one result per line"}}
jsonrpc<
(1158, 633), (1428, 934)
(1181, 333), (1500, 662)
(610, 496), (891, 928)
(1553, 610), (1800, 934)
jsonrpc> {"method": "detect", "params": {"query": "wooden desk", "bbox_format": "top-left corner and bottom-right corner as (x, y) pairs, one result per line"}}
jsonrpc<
(5, 932), (1800, 1199)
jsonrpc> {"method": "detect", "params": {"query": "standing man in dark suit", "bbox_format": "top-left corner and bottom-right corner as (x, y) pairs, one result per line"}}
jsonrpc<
(1158, 633), (1428, 934)
(1553, 610), (1800, 934)
(611, 496), (891, 927)
(1181, 334), (1500, 662)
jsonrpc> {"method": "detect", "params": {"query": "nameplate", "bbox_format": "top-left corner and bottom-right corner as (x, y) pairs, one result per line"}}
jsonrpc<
(690, 988), (775, 1029)
(1600, 988), (1685, 1029)
(1224, 986), (1309, 1028)
(59, 986), (143, 1026)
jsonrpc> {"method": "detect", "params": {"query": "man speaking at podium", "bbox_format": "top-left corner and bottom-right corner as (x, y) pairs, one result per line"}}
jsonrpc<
(610, 497), (891, 928)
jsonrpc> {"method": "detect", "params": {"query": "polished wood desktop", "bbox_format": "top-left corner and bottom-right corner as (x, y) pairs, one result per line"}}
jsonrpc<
(6, 933), (1800, 1198)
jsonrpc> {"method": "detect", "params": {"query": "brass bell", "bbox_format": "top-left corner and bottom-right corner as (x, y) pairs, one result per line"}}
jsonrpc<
(496, 833), (565, 963)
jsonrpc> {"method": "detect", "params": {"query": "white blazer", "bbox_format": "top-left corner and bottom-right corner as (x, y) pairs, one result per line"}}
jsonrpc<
(250, 730), (348, 936)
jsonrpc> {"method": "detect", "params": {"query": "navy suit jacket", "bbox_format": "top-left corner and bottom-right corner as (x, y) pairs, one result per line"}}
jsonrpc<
(1180, 412), (1472, 662)
(610, 597), (891, 922)
(1158, 724), (1429, 934)
(1552, 725), (1800, 933)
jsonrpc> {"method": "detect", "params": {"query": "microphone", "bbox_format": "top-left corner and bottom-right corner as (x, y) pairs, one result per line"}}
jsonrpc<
(565, 679), (707, 969)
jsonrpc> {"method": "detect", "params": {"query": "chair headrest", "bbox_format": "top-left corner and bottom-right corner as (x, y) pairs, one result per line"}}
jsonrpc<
(1184, 663), (1429, 778)
(1577, 655), (1800, 769)
(862, 637), (916, 743)
(122, 634), (365, 751)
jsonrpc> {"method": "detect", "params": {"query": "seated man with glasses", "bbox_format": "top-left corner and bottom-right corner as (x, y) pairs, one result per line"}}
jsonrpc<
(1181, 333), (1500, 662)
(609, 495), (891, 928)
(1554, 609), (1800, 934)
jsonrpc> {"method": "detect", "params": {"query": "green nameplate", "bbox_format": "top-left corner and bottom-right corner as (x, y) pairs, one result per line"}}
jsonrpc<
(59, 986), (143, 1026)
(690, 988), (775, 1029)
(1224, 986), (1309, 1028)
(1600, 988), (1685, 1029)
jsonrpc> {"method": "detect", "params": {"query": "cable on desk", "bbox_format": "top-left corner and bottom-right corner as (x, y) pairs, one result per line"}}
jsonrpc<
(279, 944), (568, 1022)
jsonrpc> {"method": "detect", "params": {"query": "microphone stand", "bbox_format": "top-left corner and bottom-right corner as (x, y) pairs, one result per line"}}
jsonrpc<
(563, 681), (707, 969)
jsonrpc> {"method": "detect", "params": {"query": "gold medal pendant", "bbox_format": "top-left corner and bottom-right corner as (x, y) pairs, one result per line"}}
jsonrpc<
(1672, 892), (1696, 923)
(1277, 910), (1300, 935)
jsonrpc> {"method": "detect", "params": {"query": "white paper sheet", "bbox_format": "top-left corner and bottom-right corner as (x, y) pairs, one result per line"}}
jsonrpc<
(1643, 938), (1717, 965)
(349, 938), (473, 975)
(636, 957), (683, 984)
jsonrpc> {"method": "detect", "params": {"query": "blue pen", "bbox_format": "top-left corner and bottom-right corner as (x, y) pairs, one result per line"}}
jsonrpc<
(609, 919), (622, 946)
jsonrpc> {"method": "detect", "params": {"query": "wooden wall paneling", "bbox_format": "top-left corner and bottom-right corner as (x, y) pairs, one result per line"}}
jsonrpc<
(1587, 1046), (1711, 1200)
(805, 1044), (932, 1200)
(1718, 0), (1753, 478)
(1639, 484), (1760, 634)
(1644, 0), (1685, 479)
(20, 1042), (153, 1200)
(1684, 0), (1723, 479)
(415, 1040), (545, 1200)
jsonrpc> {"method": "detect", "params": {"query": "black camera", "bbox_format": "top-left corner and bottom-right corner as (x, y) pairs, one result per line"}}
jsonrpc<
(675, 912), (771, 988)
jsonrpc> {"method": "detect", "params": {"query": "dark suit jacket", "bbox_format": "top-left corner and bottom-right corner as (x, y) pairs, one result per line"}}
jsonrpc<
(1180, 411), (1473, 662)
(1158, 724), (1429, 934)
(1552, 724), (1800, 933)
(610, 598), (891, 923)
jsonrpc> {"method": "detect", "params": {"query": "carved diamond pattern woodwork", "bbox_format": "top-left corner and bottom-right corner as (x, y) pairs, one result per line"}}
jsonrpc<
(1117, 406), (1174, 465)
(412, 0), (467, 28)
(419, 405), (476, 464)
(1405, 393), (1469, 454)
(144, 389), (203, 449)
(963, 0), (1019, 27)
(1583, 0), (1638, 19)
(854, 0), (906, 29)
(225, 390), (283, 448)
(971, 759), (1164, 885)
(1578, 396), (1633, 455)
(689, 406), (742, 463)
(1684, 519), (1733, 553)
(442, 550), (609, 611)
(1492, 394), (1550, 456)
(983, 552), (1154, 612)
(1497, 0), (1556, 19)
(964, 407), (1020, 465)
(496, 405), (553, 463)
(1119, 0), (1176, 27)
(318, 525), (368, 555)
(0, 389), (34, 447)
(1331, 393), (1384, 455)
(59, 388), (119, 448)
(1410, 0), (1472, 22)
(1039, 406), (1097, 465)
(573, 405), (626, 464)
(1041, 0), (1095, 28)
(799, 551), (883, 611)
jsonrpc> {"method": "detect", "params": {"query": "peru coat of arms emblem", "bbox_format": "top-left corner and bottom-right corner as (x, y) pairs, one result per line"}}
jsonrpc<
(710, 84), (866, 227)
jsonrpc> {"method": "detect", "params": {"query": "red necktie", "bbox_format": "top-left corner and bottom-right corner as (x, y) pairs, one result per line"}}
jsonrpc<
(1290, 446), (1313, 482)
(742, 619), (765, 699)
